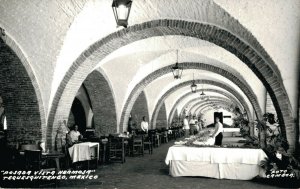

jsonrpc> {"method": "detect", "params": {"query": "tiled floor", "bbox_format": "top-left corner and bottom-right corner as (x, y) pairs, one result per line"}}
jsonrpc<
(59, 137), (282, 189)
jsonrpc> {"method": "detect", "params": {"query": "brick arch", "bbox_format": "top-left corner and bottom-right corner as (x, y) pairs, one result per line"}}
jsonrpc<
(129, 91), (149, 131)
(154, 102), (168, 129)
(181, 98), (233, 117)
(124, 63), (262, 132)
(195, 102), (232, 116)
(194, 100), (235, 116)
(188, 97), (237, 116)
(198, 101), (234, 115)
(83, 70), (118, 135)
(201, 108), (214, 115)
(0, 37), (45, 145)
(167, 88), (252, 126)
(151, 77), (257, 129)
(194, 92), (244, 113)
(49, 19), (294, 151)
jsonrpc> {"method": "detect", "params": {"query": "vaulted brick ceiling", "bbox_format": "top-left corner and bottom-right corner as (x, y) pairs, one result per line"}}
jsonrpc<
(1, 0), (298, 115)
(0, 0), (299, 150)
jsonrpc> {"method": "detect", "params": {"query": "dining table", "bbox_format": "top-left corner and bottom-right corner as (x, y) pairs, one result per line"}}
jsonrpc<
(165, 145), (267, 180)
(68, 142), (99, 163)
(20, 150), (65, 171)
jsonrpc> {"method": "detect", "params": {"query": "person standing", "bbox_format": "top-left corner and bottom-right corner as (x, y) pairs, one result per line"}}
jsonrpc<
(189, 116), (197, 135)
(183, 115), (190, 138)
(141, 116), (149, 133)
(211, 117), (223, 145)
(198, 118), (202, 131)
(55, 120), (70, 151)
(128, 117), (134, 134)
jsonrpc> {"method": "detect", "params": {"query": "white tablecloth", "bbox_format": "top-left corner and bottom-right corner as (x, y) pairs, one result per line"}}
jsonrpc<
(223, 128), (240, 132)
(165, 146), (267, 180)
(68, 142), (99, 163)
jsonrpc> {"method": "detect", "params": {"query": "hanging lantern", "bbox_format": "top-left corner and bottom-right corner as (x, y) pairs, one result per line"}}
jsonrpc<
(190, 73), (197, 93)
(112, 0), (132, 28)
(171, 50), (183, 79)
(200, 84), (206, 96)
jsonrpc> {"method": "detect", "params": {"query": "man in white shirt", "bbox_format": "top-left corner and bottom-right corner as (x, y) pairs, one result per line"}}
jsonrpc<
(141, 116), (149, 133)
(69, 125), (82, 143)
(211, 117), (223, 145)
(183, 115), (190, 137)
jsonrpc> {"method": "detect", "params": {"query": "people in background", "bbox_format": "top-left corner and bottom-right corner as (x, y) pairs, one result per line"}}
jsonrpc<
(183, 115), (190, 138)
(69, 125), (82, 143)
(198, 118), (203, 131)
(55, 120), (70, 151)
(211, 117), (223, 146)
(128, 117), (135, 134)
(189, 116), (197, 135)
(141, 116), (149, 133)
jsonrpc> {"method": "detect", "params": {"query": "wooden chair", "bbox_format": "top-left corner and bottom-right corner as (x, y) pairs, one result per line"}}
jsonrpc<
(148, 130), (157, 148)
(62, 133), (73, 169)
(100, 137), (108, 164)
(131, 135), (144, 156)
(108, 136), (125, 163)
(167, 130), (174, 141)
(24, 150), (57, 187)
(87, 137), (101, 168)
(20, 144), (39, 151)
(124, 138), (131, 156)
(143, 134), (153, 154)
(153, 133), (161, 147)
(161, 131), (168, 143)
(24, 150), (43, 170)
(87, 143), (99, 169)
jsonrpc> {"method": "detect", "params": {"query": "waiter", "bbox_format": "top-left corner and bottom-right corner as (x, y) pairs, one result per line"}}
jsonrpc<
(141, 116), (149, 133)
(211, 117), (223, 145)
(183, 115), (190, 138)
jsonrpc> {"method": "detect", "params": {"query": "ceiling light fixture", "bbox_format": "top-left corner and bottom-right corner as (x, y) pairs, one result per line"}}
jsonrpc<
(112, 0), (132, 28)
(190, 73), (197, 93)
(171, 50), (183, 79)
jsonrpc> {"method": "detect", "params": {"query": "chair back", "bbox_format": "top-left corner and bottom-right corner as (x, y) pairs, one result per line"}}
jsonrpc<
(108, 136), (124, 150)
(143, 134), (151, 142)
(25, 150), (42, 170)
(20, 144), (39, 151)
(132, 135), (144, 150)
(66, 133), (73, 147)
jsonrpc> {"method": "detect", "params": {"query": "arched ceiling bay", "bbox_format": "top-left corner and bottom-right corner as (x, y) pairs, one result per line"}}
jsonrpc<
(165, 86), (246, 114)
(177, 95), (234, 116)
(95, 42), (265, 123)
(100, 36), (265, 106)
(0, 0), (298, 118)
(100, 50), (167, 119)
(47, 0), (299, 116)
(165, 87), (253, 125)
(144, 70), (254, 121)
(188, 97), (236, 114)
(163, 88), (244, 120)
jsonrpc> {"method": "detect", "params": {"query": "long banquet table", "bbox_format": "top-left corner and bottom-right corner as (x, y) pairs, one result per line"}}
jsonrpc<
(165, 145), (267, 180)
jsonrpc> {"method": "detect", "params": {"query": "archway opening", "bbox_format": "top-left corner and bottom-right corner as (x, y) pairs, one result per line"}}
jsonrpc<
(68, 98), (87, 134)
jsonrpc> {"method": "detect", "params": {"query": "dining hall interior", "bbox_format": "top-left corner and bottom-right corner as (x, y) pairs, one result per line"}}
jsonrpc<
(0, 0), (299, 188)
